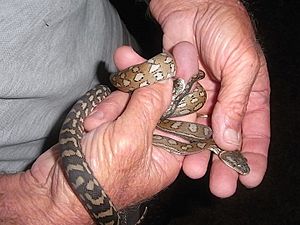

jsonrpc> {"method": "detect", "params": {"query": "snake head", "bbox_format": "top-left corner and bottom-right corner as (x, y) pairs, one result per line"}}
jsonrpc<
(218, 150), (250, 175)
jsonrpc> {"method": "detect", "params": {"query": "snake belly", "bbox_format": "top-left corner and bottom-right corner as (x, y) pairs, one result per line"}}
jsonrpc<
(59, 53), (250, 225)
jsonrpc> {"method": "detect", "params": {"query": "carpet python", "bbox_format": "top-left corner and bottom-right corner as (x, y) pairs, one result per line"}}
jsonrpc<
(59, 53), (250, 225)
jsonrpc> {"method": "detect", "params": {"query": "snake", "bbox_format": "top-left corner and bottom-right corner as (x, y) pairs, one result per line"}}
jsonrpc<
(59, 53), (250, 225)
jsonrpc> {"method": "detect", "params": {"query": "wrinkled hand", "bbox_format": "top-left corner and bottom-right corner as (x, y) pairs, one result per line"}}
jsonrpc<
(150, 0), (270, 197)
(29, 44), (196, 224)
(83, 44), (199, 209)
(22, 44), (198, 224)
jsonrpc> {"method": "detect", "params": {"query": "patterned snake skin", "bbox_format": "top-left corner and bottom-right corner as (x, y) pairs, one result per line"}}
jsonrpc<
(59, 53), (250, 225)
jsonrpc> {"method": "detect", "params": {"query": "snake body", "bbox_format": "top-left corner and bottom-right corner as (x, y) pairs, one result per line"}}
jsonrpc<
(59, 53), (250, 225)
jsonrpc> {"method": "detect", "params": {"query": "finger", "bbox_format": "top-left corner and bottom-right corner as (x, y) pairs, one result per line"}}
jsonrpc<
(238, 90), (270, 187)
(209, 141), (268, 197)
(212, 48), (260, 150)
(182, 151), (210, 179)
(172, 41), (199, 81)
(114, 46), (145, 70)
(85, 46), (146, 130)
(208, 47), (262, 197)
(114, 45), (174, 144)
(117, 79), (174, 149)
(209, 156), (239, 198)
(115, 42), (200, 154)
(239, 144), (268, 188)
(210, 88), (270, 197)
(169, 42), (212, 178)
(84, 91), (129, 131)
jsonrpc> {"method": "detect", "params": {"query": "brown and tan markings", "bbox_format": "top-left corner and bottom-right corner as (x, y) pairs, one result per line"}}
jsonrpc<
(59, 53), (250, 225)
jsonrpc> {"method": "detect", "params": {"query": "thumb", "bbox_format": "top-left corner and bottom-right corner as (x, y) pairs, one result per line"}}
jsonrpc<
(212, 51), (260, 150)
(120, 78), (173, 137)
(113, 46), (174, 135)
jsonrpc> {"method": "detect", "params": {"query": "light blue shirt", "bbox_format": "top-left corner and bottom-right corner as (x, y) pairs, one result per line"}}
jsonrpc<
(0, 0), (135, 172)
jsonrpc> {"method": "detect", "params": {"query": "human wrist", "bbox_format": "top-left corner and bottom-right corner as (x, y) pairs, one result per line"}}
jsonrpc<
(28, 163), (94, 225)
(0, 172), (50, 224)
(81, 130), (147, 210)
(0, 161), (93, 224)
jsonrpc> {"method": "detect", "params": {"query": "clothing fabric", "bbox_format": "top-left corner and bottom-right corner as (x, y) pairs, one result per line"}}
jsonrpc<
(0, 0), (134, 173)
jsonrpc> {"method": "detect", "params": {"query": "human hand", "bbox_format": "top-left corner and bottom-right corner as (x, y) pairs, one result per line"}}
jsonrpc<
(83, 43), (201, 209)
(1, 144), (94, 225)
(150, 0), (270, 197)
(17, 43), (197, 225)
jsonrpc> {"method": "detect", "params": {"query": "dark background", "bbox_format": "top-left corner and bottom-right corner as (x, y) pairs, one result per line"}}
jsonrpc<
(110, 1), (299, 224)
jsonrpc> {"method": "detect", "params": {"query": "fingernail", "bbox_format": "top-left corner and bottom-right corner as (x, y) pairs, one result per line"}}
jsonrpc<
(223, 128), (240, 145)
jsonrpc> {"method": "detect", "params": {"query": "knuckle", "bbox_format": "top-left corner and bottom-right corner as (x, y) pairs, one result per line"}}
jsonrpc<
(134, 85), (169, 119)
(226, 97), (247, 120)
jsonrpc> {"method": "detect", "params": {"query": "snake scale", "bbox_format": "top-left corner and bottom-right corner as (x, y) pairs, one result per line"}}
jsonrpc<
(59, 53), (250, 225)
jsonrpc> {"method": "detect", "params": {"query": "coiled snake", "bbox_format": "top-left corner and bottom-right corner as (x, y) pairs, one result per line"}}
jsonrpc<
(59, 53), (250, 225)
